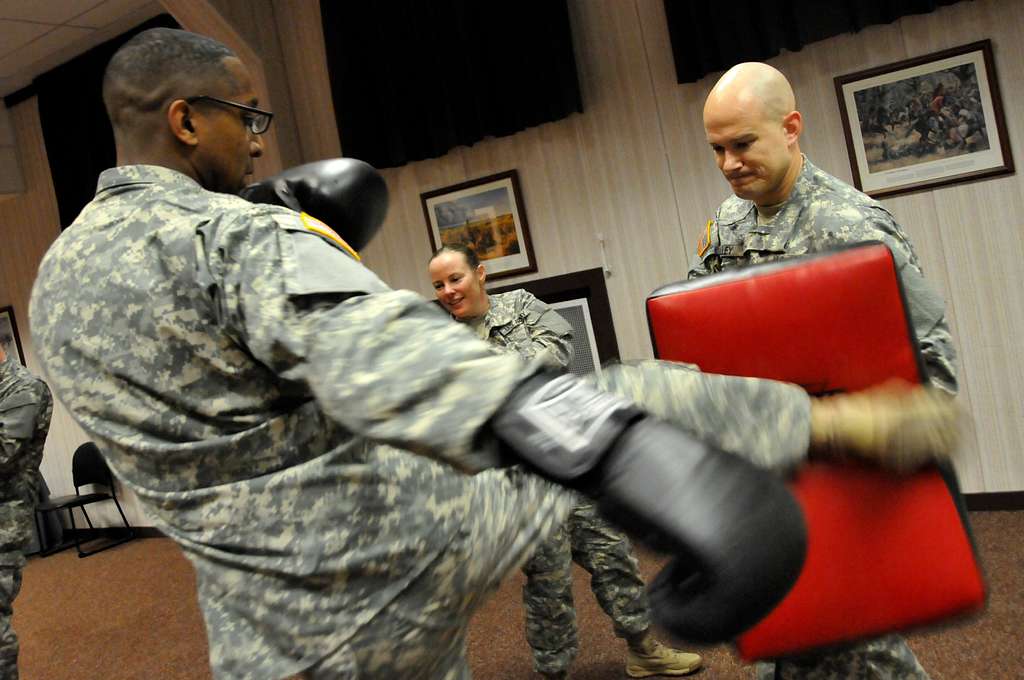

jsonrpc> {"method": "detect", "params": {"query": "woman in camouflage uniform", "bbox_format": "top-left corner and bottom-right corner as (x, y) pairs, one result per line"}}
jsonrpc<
(429, 244), (703, 679)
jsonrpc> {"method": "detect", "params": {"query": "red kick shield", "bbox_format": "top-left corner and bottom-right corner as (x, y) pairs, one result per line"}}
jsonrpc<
(646, 242), (985, 660)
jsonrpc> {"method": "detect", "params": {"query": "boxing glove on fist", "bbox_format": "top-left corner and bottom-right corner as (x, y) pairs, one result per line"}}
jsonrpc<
(491, 372), (808, 642)
(240, 158), (389, 251)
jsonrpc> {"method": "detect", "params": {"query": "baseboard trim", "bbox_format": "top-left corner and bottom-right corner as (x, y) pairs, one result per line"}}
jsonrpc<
(56, 497), (1023, 546)
(62, 526), (165, 540)
(133, 526), (166, 538)
(964, 491), (1024, 511)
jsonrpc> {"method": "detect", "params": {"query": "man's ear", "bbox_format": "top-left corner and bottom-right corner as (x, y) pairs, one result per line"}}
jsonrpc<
(782, 110), (802, 146)
(477, 264), (486, 286)
(167, 99), (199, 146)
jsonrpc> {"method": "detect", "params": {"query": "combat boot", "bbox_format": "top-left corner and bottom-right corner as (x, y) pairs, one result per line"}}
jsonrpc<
(810, 381), (963, 471)
(625, 632), (702, 678)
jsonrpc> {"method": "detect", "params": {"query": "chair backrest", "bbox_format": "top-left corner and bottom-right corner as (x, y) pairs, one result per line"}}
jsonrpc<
(72, 442), (114, 491)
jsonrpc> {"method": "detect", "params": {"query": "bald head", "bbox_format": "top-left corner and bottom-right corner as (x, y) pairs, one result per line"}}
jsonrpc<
(702, 63), (804, 206)
(704, 62), (796, 125)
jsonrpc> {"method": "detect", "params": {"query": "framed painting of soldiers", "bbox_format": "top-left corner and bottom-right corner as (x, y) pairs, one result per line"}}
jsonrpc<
(421, 170), (537, 280)
(835, 40), (1013, 198)
(1, 305), (26, 365)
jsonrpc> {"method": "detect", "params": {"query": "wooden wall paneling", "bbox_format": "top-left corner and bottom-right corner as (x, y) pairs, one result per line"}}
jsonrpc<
(559, 0), (688, 360)
(932, 177), (1024, 492)
(1, 99), (150, 526)
(529, 119), (609, 280)
(271, 0), (341, 163)
(883, 190), (983, 488)
(530, 120), (606, 276)
(457, 122), (596, 285)
(635, 0), (730, 264)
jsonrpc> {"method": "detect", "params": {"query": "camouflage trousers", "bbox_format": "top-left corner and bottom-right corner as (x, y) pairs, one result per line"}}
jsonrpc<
(300, 467), (573, 680)
(592, 360), (812, 470)
(521, 497), (649, 674)
(754, 635), (930, 680)
(0, 555), (26, 680)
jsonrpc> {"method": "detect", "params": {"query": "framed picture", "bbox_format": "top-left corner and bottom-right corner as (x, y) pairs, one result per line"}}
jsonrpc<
(1, 305), (26, 365)
(835, 40), (1013, 198)
(490, 268), (620, 377)
(421, 170), (537, 279)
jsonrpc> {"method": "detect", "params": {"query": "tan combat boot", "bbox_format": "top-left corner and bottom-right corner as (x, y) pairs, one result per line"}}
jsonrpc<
(809, 381), (962, 471)
(625, 631), (702, 678)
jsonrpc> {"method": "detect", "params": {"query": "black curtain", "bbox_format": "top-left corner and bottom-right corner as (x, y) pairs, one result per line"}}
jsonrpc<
(664, 0), (968, 84)
(2, 14), (178, 230)
(320, 0), (583, 169)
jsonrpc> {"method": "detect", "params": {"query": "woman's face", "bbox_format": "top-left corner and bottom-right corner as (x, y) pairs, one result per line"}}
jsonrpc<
(428, 251), (489, 319)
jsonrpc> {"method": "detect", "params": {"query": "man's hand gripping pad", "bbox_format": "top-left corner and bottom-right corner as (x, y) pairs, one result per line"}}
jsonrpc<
(646, 242), (985, 658)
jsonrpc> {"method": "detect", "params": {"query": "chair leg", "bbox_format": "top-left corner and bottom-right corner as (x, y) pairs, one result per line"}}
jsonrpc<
(74, 498), (137, 558)
(35, 509), (75, 557)
(33, 510), (47, 555)
(80, 506), (96, 529)
(68, 507), (85, 558)
(112, 496), (135, 539)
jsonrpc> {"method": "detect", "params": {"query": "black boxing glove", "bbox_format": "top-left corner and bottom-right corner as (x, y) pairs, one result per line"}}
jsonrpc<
(240, 158), (388, 251)
(490, 372), (807, 642)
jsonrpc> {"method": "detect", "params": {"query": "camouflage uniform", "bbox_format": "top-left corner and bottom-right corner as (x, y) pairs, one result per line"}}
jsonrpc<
(0, 355), (53, 679)
(466, 290), (650, 675)
(30, 166), (571, 680)
(690, 156), (957, 396)
(30, 166), (813, 679)
(689, 156), (958, 680)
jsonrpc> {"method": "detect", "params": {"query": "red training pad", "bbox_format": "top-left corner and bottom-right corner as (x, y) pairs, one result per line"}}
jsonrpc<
(647, 243), (922, 392)
(737, 461), (984, 659)
(645, 242), (985, 660)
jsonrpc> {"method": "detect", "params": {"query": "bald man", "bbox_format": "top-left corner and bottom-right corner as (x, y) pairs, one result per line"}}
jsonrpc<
(692, 62), (957, 393)
(689, 62), (958, 679)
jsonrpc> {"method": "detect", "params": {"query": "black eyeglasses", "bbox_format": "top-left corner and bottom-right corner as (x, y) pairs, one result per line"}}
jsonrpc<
(184, 95), (274, 134)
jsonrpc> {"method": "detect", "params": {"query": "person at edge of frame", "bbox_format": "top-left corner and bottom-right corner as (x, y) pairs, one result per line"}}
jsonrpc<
(0, 344), (54, 680)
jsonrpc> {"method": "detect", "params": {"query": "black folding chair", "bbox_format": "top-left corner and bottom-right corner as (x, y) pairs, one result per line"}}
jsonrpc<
(34, 442), (135, 557)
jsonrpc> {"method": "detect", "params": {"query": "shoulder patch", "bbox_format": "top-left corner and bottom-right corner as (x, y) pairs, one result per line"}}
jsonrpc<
(697, 219), (713, 257)
(301, 212), (361, 261)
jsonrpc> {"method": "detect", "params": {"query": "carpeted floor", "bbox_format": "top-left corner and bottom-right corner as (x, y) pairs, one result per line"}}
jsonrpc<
(12, 511), (1023, 679)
